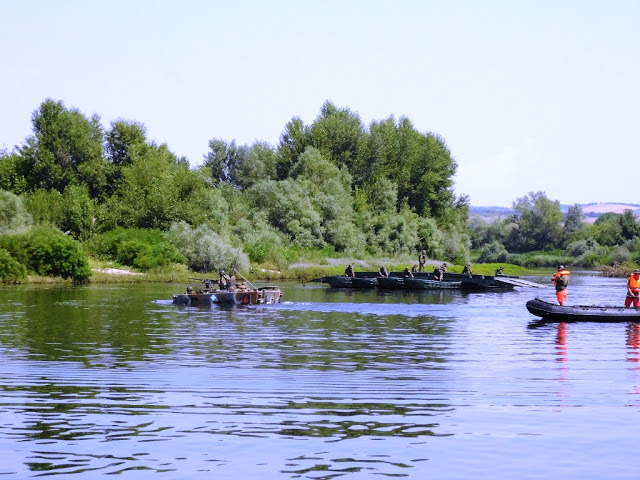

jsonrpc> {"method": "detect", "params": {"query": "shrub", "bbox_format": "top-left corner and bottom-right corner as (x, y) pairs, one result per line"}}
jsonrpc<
(0, 248), (27, 283)
(0, 190), (32, 234)
(0, 227), (91, 282)
(87, 227), (185, 271)
(166, 221), (249, 273)
(478, 241), (510, 263)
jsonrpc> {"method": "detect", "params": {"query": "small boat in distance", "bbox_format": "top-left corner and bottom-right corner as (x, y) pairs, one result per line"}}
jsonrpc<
(173, 275), (283, 307)
(526, 298), (640, 322)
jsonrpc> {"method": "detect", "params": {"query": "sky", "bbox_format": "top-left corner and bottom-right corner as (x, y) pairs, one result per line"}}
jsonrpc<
(1, 0), (639, 207)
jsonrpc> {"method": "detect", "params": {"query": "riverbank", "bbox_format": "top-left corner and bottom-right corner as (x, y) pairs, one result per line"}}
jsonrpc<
(15, 259), (528, 285)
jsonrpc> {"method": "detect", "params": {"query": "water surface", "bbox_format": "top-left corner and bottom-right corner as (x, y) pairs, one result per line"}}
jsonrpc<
(0, 273), (638, 479)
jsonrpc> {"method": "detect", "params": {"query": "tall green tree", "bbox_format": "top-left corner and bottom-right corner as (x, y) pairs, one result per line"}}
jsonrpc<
(307, 101), (365, 173)
(276, 117), (310, 179)
(19, 99), (108, 196)
(507, 191), (564, 252)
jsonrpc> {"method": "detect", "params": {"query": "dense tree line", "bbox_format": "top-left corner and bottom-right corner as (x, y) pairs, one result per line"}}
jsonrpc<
(0, 99), (470, 281)
(469, 191), (640, 269)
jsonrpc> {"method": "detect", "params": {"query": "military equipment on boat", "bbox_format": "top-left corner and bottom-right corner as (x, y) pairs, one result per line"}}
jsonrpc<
(173, 275), (282, 306)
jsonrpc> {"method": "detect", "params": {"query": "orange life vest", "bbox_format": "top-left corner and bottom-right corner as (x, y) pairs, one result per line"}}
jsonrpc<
(553, 269), (571, 282)
(629, 275), (640, 293)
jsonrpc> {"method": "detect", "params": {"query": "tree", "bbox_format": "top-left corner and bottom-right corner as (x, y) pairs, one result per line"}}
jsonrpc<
(507, 191), (564, 252)
(19, 99), (107, 195)
(356, 115), (462, 221)
(563, 204), (585, 234)
(0, 150), (28, 193)
(98, 143), (200, 230)
(105, 120), (147, 166)
(276, 117), (310, 179)
(307, 101), (365, 173)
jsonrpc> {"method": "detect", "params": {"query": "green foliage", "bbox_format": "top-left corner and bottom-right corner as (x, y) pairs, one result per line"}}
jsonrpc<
(23, 189), (65, 227)
(477, 240), (510, 263)
(565, 239), (606, 257)
(307, 101), (364, 173)
(98, 144), (217, 231)
(105, 120), (147, 166)
(563, 204), (585, 237)
(0, 248), (27, 283)
(4, 99), (476, 270)
(23, 186), (95, 241)
(276, 117), (310, 180)
(591, 210), (640, 247)
(0, 227), (91, 281)
(60, 185), (95, 241)
(19, 99), (107, 195)
(233, 214), (285, 263)
(0, 151), (28, 193)
(166, 221), (249, 273)
(87, 227), (185, 271)
(203, 140), (278, 189)
(0, 190), (32, 234)
(507, 191), (564, 252)
(509, 250), (572, 268)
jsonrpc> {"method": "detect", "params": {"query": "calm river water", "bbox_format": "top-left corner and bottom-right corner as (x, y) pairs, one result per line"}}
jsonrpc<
(0, 272), (639, 479)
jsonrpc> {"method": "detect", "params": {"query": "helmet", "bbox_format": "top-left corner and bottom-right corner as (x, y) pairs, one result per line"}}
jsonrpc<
(220, 270), (226, 275)
(558, 265), (564, 270)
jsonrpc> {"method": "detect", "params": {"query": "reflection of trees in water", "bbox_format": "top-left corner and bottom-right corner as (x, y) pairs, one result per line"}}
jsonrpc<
(203, 310), (451, 371)
(0, 286), (173, 364)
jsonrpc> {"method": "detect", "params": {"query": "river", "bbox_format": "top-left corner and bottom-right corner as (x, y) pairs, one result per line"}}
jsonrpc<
(0, 272), (639, 479)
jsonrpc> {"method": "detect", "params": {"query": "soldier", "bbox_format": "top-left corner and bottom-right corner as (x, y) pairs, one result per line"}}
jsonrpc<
(418, 250), (427, 272)
(219, 270), (231, 290)
(345, 264), (355, 277)
(433, 266), (443, 281)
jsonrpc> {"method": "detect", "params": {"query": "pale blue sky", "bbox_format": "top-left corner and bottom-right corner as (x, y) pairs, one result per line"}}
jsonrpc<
(1, 0), (638, 206)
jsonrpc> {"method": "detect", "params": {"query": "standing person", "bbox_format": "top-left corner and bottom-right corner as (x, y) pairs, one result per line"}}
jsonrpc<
(418, 250), (427, 272)
(378, 265), (389, 277)
(625, 269), (640, 307)
(219, 270), (231, 290)
(551, 265), (571, 306)
(345, 264), (355, 277)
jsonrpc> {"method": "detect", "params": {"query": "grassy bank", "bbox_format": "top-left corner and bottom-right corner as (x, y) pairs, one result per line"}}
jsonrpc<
(13, 258), (545, 286)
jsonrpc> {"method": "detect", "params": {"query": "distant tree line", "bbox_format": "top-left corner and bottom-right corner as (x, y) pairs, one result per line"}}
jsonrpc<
(469, 191), (640, 269)
(0, 99), (470, 281)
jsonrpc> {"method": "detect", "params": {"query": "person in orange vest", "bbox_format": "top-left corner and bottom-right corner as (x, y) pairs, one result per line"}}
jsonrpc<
(625, 269), (640, 308)
(551, 265), (571, 306)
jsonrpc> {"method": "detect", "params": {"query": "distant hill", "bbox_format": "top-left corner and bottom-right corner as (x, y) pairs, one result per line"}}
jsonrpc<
(470, 203), (640, 223)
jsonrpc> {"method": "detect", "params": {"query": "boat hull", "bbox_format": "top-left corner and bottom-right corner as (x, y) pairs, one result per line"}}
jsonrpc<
(526, 298), (640, 322)
(312, 276), (377, 288)
(403, 277), (462, 289)
(376, 276), (406, 289)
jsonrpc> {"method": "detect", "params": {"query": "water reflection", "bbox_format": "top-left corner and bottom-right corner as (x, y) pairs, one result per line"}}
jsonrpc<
(1, 278), (640, 478)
